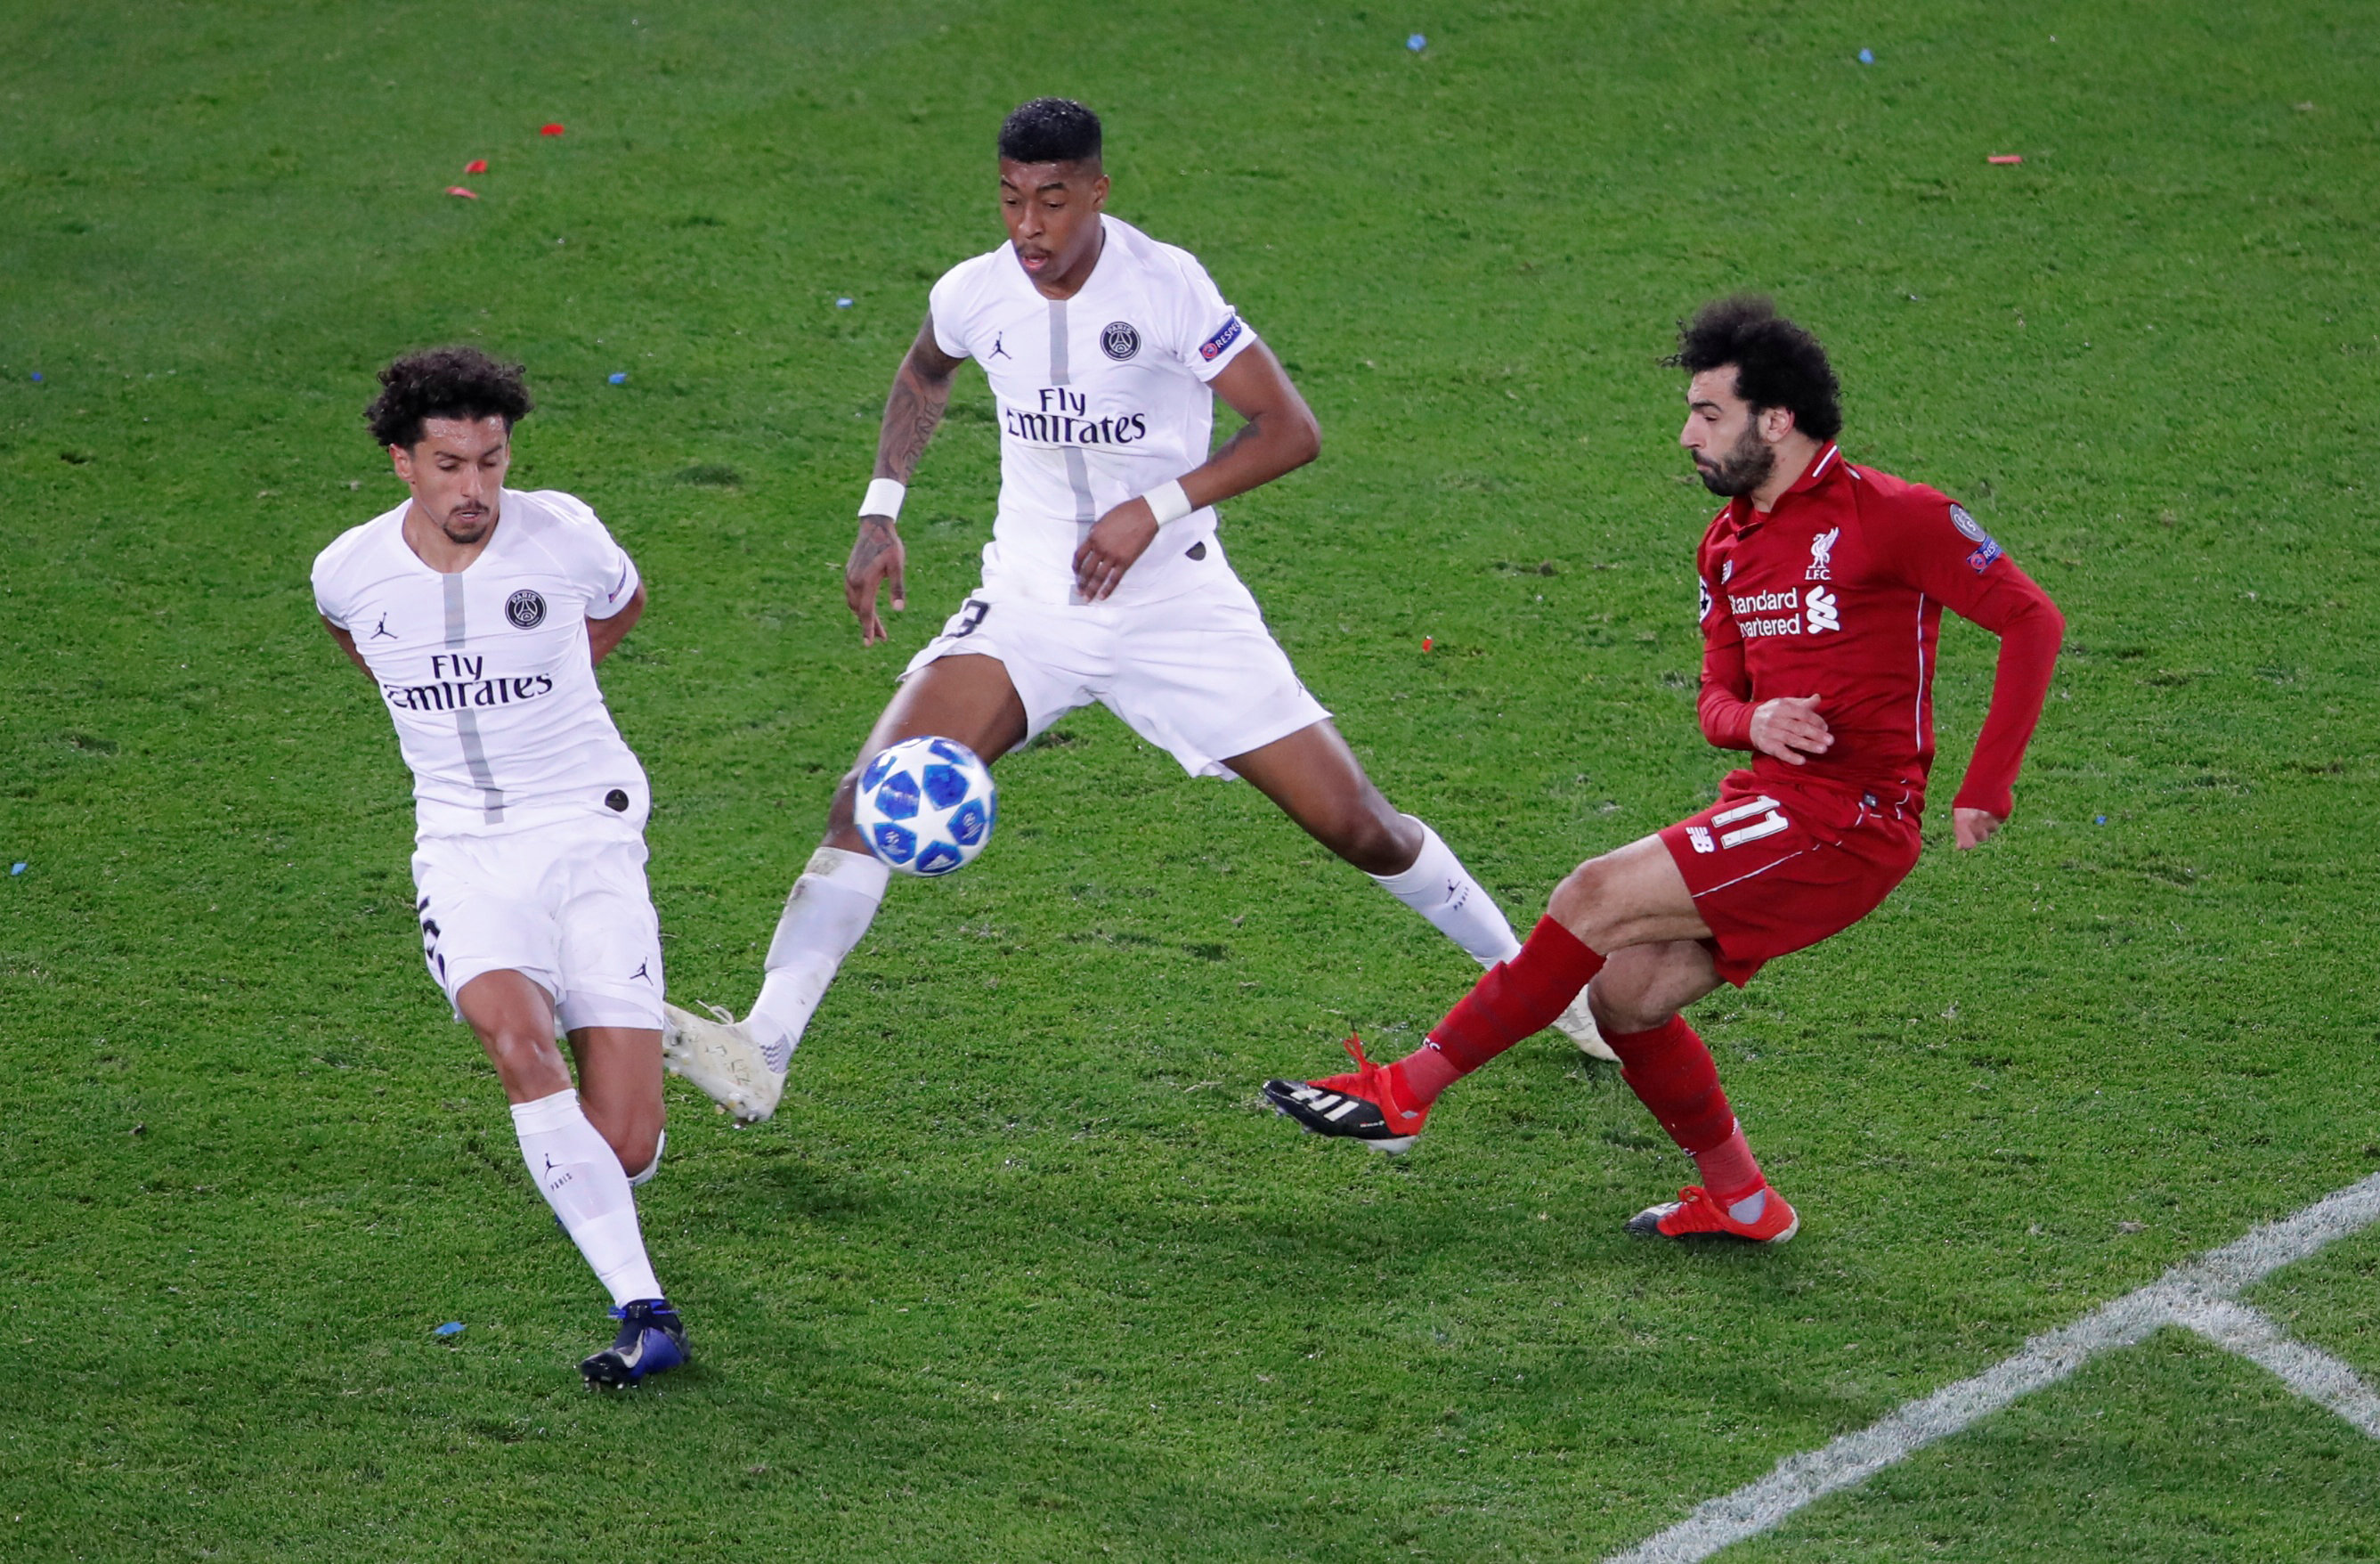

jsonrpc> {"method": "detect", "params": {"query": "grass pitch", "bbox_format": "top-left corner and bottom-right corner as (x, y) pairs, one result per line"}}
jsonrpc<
(4, 2), (2378, 1558)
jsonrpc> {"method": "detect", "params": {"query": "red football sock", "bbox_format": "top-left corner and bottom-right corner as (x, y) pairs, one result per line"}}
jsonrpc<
(1603, 1015), (1766, 1202)
(1387, 916), (1604, 1107)
(1693, 1122), (1765, 1206)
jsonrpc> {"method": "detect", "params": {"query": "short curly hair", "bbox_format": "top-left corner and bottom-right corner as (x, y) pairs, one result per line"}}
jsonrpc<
(997, 97), (1101, 165)
(1669, 297), (1842, 443)
(365, 346), (533, 450)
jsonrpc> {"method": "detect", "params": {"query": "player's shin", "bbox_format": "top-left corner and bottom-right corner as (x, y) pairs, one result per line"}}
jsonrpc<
(511, 1088), (664, 1307)
(1386, 915), (1607, 1107)
(746, 846), (891, 1056)
(1369, 816), (1522, 966)
(1604, 1015), (1770, 1219)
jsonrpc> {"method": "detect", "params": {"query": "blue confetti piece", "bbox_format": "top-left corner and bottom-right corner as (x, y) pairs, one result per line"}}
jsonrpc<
(9, 863), (23, 876)
(29, 372), (43, 383)
(1407, 33), (1426, 51)
(2093, 814), (2108, 825)
(607, 371), (627, 385)
(1858, 47), (1874, 64)
(433, 1321), (465, 1336)
(835, 297), (854, 309)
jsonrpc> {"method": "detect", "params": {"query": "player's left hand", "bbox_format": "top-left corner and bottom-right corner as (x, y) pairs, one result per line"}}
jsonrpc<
(1953, 807), (2005, 850)
(1073, 498), (1159, 600)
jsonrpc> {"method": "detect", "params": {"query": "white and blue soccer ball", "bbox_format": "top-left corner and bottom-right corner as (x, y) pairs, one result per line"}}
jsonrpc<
(854, 736), (996, 877)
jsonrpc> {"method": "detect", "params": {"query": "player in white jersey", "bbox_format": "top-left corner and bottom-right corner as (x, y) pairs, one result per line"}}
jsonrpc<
(312, 346), (686, 1386)
(662, 100), (1606, 1121)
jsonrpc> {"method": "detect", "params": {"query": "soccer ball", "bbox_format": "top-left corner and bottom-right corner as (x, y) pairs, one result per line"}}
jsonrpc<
(854, 736), (997, 877)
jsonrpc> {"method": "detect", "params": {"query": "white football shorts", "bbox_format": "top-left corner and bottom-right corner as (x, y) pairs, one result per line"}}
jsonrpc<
(902, 568), (1330, 779)
(410, 813), (665, 1032)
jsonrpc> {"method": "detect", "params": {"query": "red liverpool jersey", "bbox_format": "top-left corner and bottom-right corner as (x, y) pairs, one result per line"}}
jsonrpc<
(1694, 443), (2064, 818)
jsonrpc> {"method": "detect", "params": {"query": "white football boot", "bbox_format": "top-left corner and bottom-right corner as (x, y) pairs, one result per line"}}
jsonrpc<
(1550, 992), (1618, 1062)
(660, 1003), (785, 1123)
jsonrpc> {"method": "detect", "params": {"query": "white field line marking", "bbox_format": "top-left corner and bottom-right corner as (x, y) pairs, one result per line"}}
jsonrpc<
(1606, 1171), (2380, 1564)
(2175, 1299), (2380, 1438)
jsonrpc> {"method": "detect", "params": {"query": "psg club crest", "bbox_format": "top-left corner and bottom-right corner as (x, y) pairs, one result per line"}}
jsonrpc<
(506, 589), (548, 629)
(1100, 321), (1141, 361)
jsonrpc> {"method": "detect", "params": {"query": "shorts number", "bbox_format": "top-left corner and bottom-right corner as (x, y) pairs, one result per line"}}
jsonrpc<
(952, 599), (990, 639)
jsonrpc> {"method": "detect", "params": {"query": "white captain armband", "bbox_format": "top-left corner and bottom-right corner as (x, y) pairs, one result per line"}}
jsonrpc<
(860, 478), (906, 521)
(1142, 478), (1193, 528)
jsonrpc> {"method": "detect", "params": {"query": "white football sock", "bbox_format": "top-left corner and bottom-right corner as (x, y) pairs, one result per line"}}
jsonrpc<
(745, 846), (890, 1059)
(511, 1088), (662, 1307)
(1370, 815), (1522, 967)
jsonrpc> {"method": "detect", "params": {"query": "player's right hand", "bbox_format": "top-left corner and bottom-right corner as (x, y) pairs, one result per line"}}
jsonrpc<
(1749, 694), (1832, 765)
(845, 515), (906, 646)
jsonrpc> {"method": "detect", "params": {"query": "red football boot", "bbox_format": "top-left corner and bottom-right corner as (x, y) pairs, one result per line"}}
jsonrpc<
(1261, 1035), (1430, 1154)
(1627, 1184), (1800, 1243)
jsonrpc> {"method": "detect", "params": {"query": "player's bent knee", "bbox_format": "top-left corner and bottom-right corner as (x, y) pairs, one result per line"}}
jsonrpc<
(610, 1127), (662, 1179)
(1547, 858), (1616, 944)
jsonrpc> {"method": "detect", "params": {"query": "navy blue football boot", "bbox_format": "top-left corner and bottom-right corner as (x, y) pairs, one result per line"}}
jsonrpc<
(579, 1299), (688, 1387)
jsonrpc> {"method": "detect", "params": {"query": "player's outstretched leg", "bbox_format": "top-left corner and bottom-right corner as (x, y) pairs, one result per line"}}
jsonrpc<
(1228, 721), (1614, 1061)
(1263, 910), (1602, 1150)
(665, 654), (1028, 1120)
(661, 839), (889, 1125)
(1264, 835), (1709, 1153)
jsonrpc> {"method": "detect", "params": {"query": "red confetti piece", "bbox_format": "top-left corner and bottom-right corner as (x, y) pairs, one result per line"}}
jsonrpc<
(444, 185), (479, 200)
(464, 159), (487, 174)
(1986, 153), (2024, 165)
(1422, 636), (1434, 652)
(540, 123), (565, 136)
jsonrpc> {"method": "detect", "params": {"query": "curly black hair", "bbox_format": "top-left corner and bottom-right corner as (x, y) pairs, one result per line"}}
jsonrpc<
(364, 346), (534, 450)
(997, 97), (1101, 165)
(1669, 297), (1842, 442)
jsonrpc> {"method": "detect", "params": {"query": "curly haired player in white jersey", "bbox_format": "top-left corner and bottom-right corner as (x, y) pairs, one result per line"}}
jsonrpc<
(313, 347), (685, 1385)
(662, 98), (1606, 1121)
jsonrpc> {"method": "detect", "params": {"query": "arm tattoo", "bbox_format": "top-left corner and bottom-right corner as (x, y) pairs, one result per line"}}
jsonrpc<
(1208, 416), (1263, 470)
(878, 360), (954, 485)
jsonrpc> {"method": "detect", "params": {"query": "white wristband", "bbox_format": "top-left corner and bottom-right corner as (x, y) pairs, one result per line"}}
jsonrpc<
(860, 478), (906, 520)
(1143, 478), (1193, 528)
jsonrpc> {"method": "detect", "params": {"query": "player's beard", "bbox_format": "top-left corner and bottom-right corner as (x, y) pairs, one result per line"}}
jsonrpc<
(437, 504), (495, 545)
(1694, 423), (1775, 498)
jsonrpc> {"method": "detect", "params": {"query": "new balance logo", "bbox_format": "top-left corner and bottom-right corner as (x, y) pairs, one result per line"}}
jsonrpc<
(1685, 825), (1716, 854)
(1806, 586), (1841, 632)
(1710, 794), (1792, 848)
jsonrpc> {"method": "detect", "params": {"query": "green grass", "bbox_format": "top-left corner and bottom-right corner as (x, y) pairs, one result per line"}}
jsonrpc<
(4, 1), (2378, 1558)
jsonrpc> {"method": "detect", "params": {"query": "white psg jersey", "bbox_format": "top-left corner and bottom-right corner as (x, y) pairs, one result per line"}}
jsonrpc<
(312, 489), (649, 837)
(928, 215), (1261, 606)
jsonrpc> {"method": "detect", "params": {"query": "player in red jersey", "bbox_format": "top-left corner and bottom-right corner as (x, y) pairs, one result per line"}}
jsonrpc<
(1263, 297), (2065, 1242)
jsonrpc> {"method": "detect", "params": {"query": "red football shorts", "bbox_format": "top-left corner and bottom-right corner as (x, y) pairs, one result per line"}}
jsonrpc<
(1657, 770), (1923, 986)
